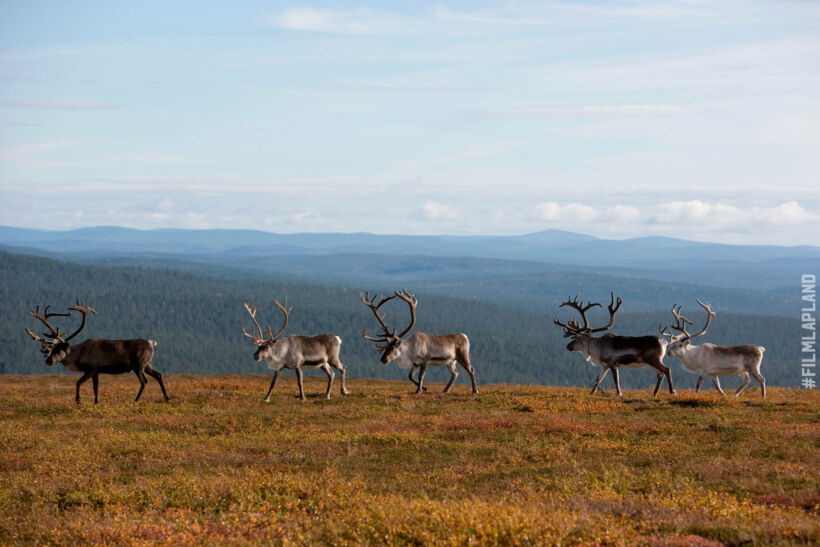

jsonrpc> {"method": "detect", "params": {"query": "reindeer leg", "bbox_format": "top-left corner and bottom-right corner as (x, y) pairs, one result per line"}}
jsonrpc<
(134, 370), (147, 402)
(590, 367), (609, 395)
(263, 370), (279, 402)
(611, 366), (623, 396)
(321, 363), (334, 400)
(92, 373), (99, 404)
(144, 365), (171, 402)
(734, 372), (751, 397)
(444, 361), (458, 393)
(664, 365), (675, 395)
(329, 357), (350, 396)
(695, 375), (705, 392)
(711, 375), (726, 396)
(408, 366), (427, 392)
(76, 372), (91, 404)
(751, 371), (766, 398)
(295, 368), (306, 402)
(652, 373), (664, 397)
(408, 367), (419, 387)
(457, 351), (478, 394)
(415, 364), (428, 395)
(649, 359), (675, 396)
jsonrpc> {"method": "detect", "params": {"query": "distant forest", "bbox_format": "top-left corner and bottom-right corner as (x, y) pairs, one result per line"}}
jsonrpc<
(0, 251), (802, 389)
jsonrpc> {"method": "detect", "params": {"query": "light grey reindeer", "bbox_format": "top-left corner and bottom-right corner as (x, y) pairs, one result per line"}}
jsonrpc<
(243, 299), (350, 402)
(361, 290), (478, 395)
(663, 300), (766, 397)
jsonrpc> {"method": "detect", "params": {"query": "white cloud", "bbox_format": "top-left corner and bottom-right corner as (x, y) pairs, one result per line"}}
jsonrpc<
(430, 4), (549, 26)
(650, 199), (819, 227)
(0, 48), (81, 61)
(285, 211), (324, 225)
(270, 7), (404, 35)
(422, 201), (462, 220)
(107, 153), (185, 164)
(608, 204), (641, 223)
(181, 212), (208, 229)
(532, 202), (596, 222)
(0, 100), (117, 110)
(315, 82), (499, 94)
(157, 198), (174, 212)
(761, 200), (816, 225)
(475, 104), (695, 118)
(652, 200), (748, 225)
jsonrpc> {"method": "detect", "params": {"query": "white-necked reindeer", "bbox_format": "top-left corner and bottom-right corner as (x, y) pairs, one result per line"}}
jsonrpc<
(554, 293), (676, 396)
(664, 300), (766, 397)
(25, 299), (170, 404)
(361, 290), (478, 395)
(243, 299), (350, 402)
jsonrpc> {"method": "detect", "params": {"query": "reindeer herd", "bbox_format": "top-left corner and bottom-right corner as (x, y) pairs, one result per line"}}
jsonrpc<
(24, 291), (766, 404)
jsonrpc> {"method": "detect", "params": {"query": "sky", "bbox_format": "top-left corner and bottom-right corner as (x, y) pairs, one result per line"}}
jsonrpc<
(1, 1), (819, 245)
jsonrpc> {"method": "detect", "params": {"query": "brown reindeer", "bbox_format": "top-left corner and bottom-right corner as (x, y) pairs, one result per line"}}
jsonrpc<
(25, 299), (170, 403)
(554, 293), (675, 396)
(361, 290), (478, 394)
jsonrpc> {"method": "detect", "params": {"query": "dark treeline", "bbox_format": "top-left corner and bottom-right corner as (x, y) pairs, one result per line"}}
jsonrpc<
(3, 246), (800, 317)
(0, 251), (802, 389)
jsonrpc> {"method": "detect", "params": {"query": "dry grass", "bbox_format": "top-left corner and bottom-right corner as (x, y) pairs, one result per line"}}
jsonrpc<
(0, 374), (818, 545)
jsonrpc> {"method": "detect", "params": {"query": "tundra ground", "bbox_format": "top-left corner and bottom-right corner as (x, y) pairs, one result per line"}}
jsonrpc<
(0, 375), (817, 545)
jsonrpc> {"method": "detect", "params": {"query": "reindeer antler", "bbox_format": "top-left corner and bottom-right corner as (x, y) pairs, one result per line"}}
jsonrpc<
(268, 299), (292, 340)
(589, 292), (622, 333)
(27, 304), (70, 341)
(360, 292), (397, 343)
(26, 300), (96, 351)
(243, 301), (266, 343)
(64, 298), (96, 342)
(666, 300), (714, 343)
(554, 292), (622, 337)
(393, 289), (417, 339)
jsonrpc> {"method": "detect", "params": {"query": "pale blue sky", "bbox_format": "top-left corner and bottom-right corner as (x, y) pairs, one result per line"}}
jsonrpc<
(1, 1), (819, 244)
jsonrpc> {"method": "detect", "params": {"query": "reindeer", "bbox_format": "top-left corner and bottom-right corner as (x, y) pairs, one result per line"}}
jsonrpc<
(361, 290), (478, 395)
(664, 300), (766, 397)
(25, 299), (170, 404)
(554, 293), (675, 397)
(243, 299), (350, 402)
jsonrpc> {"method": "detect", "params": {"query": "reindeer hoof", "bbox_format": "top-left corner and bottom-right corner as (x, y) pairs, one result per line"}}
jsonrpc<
(341, 390), (351, 396)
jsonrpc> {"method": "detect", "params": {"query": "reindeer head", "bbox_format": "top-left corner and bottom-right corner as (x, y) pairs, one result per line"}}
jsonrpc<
(663, 300), (714, 357)
(553, 292), (622, 352)
(26, 300), (96, 365)
(361, 289), (417, 365)
(243, 299), (292, 362)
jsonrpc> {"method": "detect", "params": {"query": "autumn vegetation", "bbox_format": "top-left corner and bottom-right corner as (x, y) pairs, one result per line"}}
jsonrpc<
(0, 375), (817, 545)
